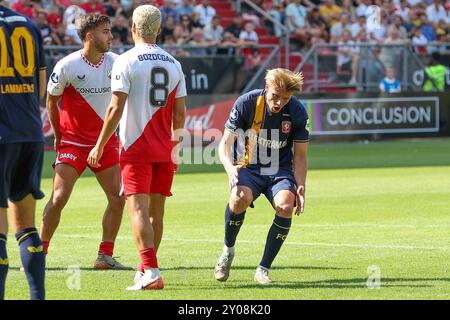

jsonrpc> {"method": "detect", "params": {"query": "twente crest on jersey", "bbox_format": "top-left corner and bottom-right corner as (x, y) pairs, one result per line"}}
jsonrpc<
(282, 121), (291, 134)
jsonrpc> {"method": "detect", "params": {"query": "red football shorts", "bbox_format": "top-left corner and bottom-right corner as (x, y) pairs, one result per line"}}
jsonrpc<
(120, 161), (175, 197)
(54, 142), (119, 176)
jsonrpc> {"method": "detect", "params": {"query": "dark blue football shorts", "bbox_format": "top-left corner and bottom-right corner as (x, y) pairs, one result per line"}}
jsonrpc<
(235, 166), (297, 204)
(0, 142), (45, 208)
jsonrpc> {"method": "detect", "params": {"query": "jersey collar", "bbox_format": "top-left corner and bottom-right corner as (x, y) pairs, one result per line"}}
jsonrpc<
(80, 51), (105, 69)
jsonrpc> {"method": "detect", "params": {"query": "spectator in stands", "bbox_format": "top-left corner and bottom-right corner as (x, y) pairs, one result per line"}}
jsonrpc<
(387, 14), (408, 40)
(243, 47), (263, 86)
(395, 0), (411, 22)
(330, 12), (352, 43)
(412, 27), (428, 54)
(160, 0), (180, 25)
(111, 14), (130, 45)
(80, 0), (105, 14)
(286, 0), (308, 37)
(320, 0), (342, 26)
(379, 65), (401, 93)
(423, 52), (448, 91)
(179, 14), (194, 39)
(221, 30), (240, 56)
(64, 0), (85, 45)
(380, 28), (409, 67)
(159, 14), (175, 44)
(189, 27), (211, 56)
(11, 0), (35, 19)
(367, 9), (387, 42)
(239, 21), (259, 46)
(355, 0), (371, 17)
(47, 3), (64, 29)
(426, 0), (447, 26)
(35, 10), (59, 45)
(266, 1), (284, 37)
(342, 0), (356, 21)
(420, 15), (437, 42)
(337, 29), (359, 85)
(173, 24), (190, 45)
(178, 0), (194, 16)
(105, 0), (124, 17)
(225, 14), (243, 39)
(194, 0), (216, 27)
(203, 15), (223, 44)
(190, 10), (203, 28)
(308, 7), (328, 39)
(350, 14), (366, 38)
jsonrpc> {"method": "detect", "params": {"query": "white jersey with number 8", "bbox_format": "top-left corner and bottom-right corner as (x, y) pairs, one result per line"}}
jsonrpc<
(111, 43), (187, 162)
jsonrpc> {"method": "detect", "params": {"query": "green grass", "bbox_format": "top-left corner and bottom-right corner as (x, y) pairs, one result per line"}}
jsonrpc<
(4, 138), (450, 299)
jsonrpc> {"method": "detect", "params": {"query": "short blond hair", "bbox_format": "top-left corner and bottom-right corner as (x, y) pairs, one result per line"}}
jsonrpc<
(132, 4), (161, 39)
(265, 68), (304, 93)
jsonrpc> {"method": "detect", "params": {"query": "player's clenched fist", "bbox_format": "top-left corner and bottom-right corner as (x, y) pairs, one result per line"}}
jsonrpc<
(295, 185), (305, 215)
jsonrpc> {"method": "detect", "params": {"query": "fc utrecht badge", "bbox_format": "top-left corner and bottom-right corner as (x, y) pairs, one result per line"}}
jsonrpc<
(282, 121), (292, 134)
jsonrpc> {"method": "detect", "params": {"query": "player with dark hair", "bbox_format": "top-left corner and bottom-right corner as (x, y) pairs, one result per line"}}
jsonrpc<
(40, 13), (129, 270)
(214, 68), (309, 285)
(0, 0), (47, 299)
(88, 4), (186, 290)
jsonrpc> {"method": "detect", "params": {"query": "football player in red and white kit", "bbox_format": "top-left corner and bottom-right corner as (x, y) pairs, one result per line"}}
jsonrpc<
(41, 14), (129, 270)
(88, 4), (186, 290)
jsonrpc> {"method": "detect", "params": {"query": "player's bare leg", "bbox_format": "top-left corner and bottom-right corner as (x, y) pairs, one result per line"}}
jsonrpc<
(255, 190), (295, 285)
(40, 164), (78, 254)
(93, 165), (130, 270)
(126, 194), (163, 290)
(149, 194), (166, 251)
(0, 208), (8, 300)
(9, 195), (45, 299)
(215, 186), (253, 281)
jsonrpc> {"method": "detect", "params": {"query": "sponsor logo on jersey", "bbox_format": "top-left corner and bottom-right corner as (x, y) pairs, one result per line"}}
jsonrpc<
(76, 87), (111, 94)
(282, 121), (292, 134)
(59, 153), (77, 161)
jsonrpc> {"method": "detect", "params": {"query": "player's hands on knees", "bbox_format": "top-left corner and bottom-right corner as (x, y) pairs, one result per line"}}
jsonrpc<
(295, 185), (305, 215)
(87, 146), (103, 168)
(227, 164), (242, 188)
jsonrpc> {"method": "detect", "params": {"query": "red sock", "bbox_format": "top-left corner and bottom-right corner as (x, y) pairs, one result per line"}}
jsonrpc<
(137, 263), (144, 273)
(98, 241), (114, 257)
(42, 241), (49, 255)
(139, 247), (158, 269)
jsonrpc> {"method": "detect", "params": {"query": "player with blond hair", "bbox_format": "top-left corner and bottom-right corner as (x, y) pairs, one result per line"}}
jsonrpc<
(214, 68), (309, 284)
(87, 4), (186, 290)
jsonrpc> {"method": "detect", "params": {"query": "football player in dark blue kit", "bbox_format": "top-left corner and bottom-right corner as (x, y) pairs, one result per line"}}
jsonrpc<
(0, 0), (47, 300)
(214, 68), (309, 284)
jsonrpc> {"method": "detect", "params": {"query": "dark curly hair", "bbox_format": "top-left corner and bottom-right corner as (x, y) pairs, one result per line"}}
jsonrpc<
(76, 14), (111, 42)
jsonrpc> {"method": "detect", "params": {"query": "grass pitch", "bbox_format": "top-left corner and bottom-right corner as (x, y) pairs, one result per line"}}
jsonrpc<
(4, 139), (450, 300)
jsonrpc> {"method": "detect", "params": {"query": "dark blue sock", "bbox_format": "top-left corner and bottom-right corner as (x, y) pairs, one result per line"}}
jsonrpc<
(259, 215), (292, 269)
(0, 234), (8, 300)
(224, 204), (245, 248)
(15, 228), (45, 300)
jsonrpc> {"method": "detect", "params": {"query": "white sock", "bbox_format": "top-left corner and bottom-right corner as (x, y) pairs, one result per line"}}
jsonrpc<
(144, 268), (160, 279)
(223, 245), (235, 255)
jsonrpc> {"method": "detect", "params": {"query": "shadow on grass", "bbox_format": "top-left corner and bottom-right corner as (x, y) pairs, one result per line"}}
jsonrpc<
(170, 277), (449, 290)
(161, 265), (350, 271)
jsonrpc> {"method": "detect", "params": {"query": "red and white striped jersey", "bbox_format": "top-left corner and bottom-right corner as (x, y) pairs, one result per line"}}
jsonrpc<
(47, 50), (119, 148)
(111, 44), (187, 162)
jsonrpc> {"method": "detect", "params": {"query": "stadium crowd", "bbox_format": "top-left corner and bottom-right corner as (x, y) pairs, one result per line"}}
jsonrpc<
(2, 0), (450, 89)
(2, 0), (450, 52)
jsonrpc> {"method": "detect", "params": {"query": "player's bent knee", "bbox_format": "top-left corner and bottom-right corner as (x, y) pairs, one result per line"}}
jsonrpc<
(229, 196), (250, 214)
(275, 203), (294, 218)
(49, 192), (70, 211)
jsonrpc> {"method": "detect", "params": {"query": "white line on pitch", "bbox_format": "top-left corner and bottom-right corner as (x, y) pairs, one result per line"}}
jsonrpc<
(56, 234), (450, 251)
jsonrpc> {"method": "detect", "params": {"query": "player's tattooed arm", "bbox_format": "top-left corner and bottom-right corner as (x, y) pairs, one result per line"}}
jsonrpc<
(293, 141), (308, 214)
